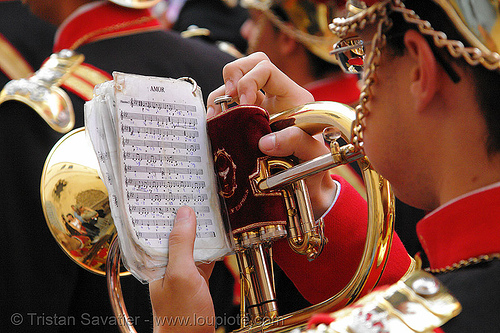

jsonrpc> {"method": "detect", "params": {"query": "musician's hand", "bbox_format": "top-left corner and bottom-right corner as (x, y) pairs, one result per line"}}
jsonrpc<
(149, 206), (215, 333)
(259, 127), (338, 219)
(206, 52), (314, 118)
(206, 53), (335, 218)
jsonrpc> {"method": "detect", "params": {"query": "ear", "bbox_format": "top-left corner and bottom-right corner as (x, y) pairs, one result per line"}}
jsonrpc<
(403, 30), (440, 112)
(277, 24), (300, 56)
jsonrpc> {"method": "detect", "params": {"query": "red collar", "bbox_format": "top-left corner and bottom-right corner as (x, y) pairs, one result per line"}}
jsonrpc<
(54, 2), (162, 52)
(416, 183), (500, 270)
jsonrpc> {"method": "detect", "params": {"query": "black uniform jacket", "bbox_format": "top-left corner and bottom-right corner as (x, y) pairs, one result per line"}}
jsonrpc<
(1, 3), (234, 332)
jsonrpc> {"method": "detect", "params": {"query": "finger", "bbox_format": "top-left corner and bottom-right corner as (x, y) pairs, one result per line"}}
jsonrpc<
(207, 53), (313, 116)
(259, 126), (329, 162)
(236, 59), (291, 106)
(236, 60), (314, 113)
(166, 206), (197, 272)
(196, 262), (215, 284)
(206, 85), (226, 119)
(222, 52), (270, 97)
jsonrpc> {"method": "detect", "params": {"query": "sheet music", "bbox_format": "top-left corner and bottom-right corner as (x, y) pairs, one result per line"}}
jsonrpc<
(85, 72), (232, 283)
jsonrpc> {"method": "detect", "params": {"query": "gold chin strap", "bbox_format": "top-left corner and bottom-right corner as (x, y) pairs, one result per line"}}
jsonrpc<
(329, 1), (392, 152)
(329, 0), (500, 151)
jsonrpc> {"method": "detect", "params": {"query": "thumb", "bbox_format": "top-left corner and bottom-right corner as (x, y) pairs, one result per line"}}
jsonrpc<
(167, 206), (197, 270)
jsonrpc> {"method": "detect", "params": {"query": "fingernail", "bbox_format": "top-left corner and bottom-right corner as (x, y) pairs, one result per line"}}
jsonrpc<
(225, 80), (234, 94)
(259, 133), (276, 152)
(239, 93), (248, 105)
(175, 206), (191, 223)
(207, 106), (214, 119)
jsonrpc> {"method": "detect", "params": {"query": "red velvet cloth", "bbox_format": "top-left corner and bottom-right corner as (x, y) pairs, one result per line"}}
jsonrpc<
(207, 105), (288, 234)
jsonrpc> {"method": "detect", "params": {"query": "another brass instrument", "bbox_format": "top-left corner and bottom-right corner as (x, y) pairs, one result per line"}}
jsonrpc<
(41, 127), (127, 277)
(40, 101), (399, 332)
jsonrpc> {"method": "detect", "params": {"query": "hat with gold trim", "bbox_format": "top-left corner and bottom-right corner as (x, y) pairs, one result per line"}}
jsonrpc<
(330, 0), (500, 71)
(329, 0), (500, 151)
(242, 0), (348, 64)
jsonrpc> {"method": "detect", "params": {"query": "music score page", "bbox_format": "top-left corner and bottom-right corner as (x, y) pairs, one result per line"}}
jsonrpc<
(85, 72), (232, 283)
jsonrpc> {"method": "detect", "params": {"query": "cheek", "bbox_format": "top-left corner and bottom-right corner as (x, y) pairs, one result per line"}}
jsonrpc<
(362, 110), (419, 204)
(362, 114), (386, 170)
(361, 104), (403, 182)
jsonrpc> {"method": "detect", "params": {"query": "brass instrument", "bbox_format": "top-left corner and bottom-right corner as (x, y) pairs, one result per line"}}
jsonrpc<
(225, 101), (396, 332)
(41, 127), (127, 277)
(40, 100), (398, 333)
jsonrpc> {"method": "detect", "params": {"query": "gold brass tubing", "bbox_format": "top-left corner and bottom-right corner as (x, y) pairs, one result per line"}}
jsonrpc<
(252, 157), (321, 259)
(259, 153), (337, 191)
(282, 178), (323, 259)
(260, 101), (364, 192)
(256, 171), (390, 333)
(292, 179), (323, 260)
(249, 244), (278, 320)
(232, 172), (393, 333)
(106, 237), (138, 333)
(268, 246), (276, 295)
(294, 179), (315, 235)
(258, 145), (364, 192)
(270, 101), (354, 136)
(281, 187), (301, 243)
(235, 244), (262, 322)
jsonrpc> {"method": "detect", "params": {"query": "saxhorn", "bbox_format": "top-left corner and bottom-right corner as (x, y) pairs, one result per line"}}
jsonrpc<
(40, 101), (397, 333)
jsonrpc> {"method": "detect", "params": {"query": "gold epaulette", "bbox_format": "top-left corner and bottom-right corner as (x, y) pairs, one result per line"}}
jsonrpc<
(0, 50), (82, 133)
(0, 49), (112, 133)
(305, 270), (461, 333)
(0, 34), (33, 80)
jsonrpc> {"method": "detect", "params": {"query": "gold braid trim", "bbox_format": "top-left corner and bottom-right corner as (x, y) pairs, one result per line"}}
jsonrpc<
(425, 253), (500, 274)
(0, 35), (33, 79)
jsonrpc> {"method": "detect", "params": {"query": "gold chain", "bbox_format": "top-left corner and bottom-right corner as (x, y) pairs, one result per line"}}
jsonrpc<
(425, 253), (500, 274)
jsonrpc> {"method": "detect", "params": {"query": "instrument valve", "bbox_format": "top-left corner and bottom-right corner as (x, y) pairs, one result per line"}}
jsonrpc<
(322, 127), (344, 164)
(214, 95), (233, 112)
